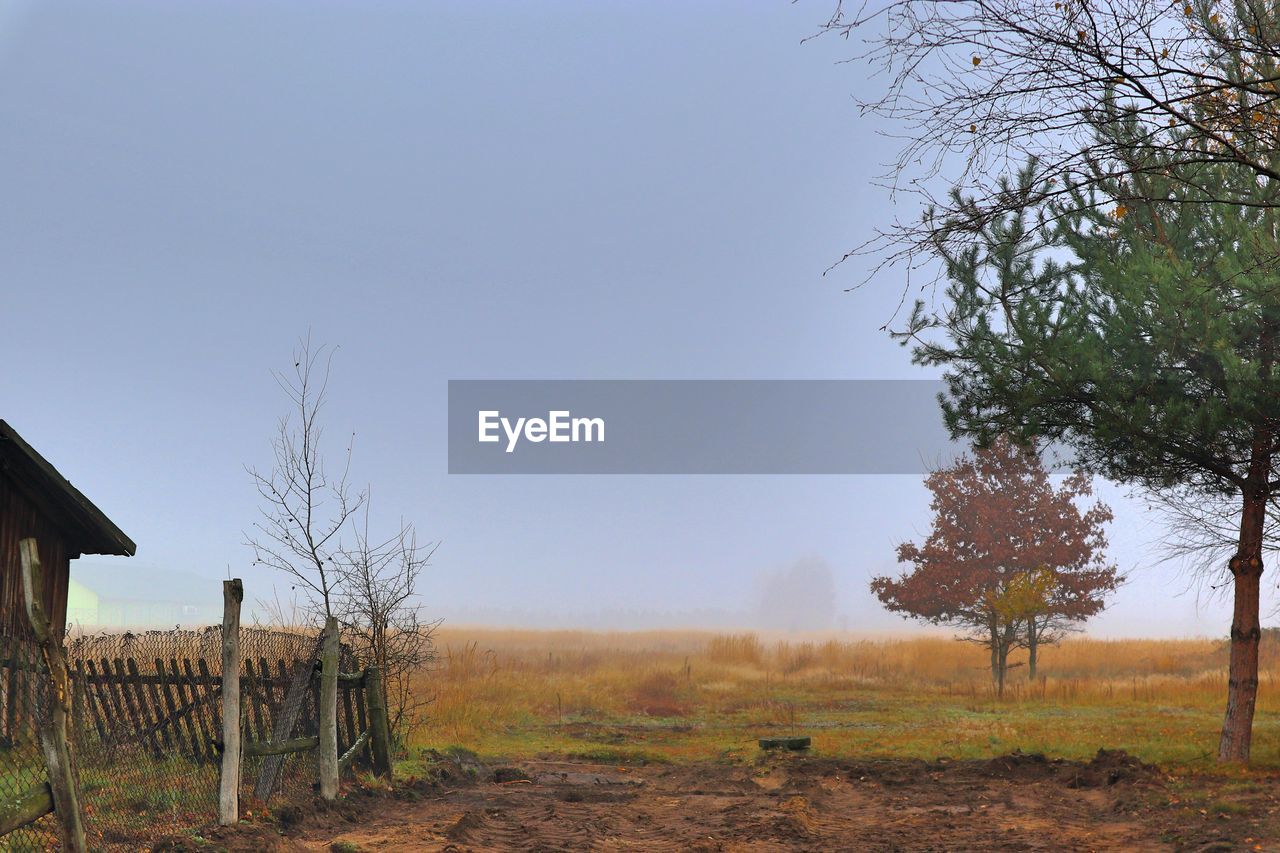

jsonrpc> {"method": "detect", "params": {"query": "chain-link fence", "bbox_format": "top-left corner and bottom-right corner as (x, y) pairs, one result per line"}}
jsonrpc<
(0, 622), (374, 850)
(68, 627), (225, 848)
(58, 625), (368, 850)
(235, 628), (365, 808)
(0, 621), (62, 851)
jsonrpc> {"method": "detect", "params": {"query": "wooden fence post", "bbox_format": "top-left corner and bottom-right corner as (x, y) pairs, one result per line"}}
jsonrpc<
(253, 649), (321, 802)
(364, 665), (393, 780)
(19, 538), (87, 853)
(218, 579), (243, 825)
(318, 616), (339, 800)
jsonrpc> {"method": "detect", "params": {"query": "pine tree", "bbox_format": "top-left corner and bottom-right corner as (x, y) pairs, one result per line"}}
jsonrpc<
(901, 148), (1280, 760)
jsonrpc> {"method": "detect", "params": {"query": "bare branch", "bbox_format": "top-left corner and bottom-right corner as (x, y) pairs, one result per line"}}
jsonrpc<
(245, 334), (366, 619)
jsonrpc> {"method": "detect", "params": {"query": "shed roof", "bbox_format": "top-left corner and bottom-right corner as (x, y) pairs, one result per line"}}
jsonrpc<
(0, 420), (136, 557)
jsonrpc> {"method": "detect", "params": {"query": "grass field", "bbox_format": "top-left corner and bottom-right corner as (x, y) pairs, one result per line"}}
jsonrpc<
(406, 628), (1280, 776)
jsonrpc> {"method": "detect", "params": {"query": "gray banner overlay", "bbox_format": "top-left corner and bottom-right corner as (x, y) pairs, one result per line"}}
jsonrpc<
(448, 380), (982, 474)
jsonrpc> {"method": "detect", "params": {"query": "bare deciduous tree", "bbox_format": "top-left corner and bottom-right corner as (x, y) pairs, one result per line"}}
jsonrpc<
(248, 336), (438, 748)
(335, 499), (440, 746)
(1147, 486), (1280, 608)
(247, 336), (364, 619)
(820, 0), (1280, 270)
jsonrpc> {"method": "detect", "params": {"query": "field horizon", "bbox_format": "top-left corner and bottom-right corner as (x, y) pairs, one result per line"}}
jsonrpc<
(433, 623), (1236, 644)
(408, 626), (1280, 777)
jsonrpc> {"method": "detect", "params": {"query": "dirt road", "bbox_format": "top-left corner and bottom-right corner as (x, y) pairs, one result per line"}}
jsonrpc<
(181, 751), (1278, 851)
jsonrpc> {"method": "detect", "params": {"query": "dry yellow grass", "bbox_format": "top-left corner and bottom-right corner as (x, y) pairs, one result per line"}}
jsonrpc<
(407, 628), (1280, 771)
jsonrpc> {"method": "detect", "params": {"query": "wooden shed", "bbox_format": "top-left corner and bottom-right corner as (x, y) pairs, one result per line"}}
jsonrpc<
(0, 420), (135, 636)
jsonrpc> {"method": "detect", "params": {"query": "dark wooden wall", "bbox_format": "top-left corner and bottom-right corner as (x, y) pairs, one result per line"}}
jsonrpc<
(0, 476), (70, 636)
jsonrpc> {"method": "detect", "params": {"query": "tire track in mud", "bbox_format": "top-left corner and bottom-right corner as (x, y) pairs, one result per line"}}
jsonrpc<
(443, 783), (762, 851)
(286, 752), (1237, 851)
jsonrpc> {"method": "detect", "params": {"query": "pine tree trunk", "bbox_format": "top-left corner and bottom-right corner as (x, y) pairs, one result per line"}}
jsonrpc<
(1219, 477), (1268, 763)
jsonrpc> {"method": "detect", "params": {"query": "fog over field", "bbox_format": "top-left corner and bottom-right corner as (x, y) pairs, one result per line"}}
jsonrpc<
(0, 0), (1256, 638)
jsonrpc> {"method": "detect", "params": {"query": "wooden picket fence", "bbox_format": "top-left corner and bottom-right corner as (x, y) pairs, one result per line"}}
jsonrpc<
(66, 653), (372, 768)
(0, 550), (394, 850)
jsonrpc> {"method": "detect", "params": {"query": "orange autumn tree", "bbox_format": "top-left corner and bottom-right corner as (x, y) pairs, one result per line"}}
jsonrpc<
(871, 438), (1120, 696)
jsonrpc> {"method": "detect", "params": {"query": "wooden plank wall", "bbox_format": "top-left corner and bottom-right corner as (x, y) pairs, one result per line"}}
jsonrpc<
(0, 478), (70, 637)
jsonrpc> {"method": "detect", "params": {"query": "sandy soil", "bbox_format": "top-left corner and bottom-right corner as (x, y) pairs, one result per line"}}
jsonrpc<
(171, 751), (1280, 852)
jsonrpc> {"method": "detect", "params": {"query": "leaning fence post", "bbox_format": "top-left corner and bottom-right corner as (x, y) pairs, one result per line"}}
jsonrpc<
(364, 665), (394, 780)
(318, 616), (340, 800)
(19, 538), (87, 853)
(218, 579), (243, 825)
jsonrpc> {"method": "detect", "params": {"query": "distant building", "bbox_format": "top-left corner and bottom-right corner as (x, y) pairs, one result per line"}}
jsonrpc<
(65, 577), (99, 626)
(68, 564), (219, 629)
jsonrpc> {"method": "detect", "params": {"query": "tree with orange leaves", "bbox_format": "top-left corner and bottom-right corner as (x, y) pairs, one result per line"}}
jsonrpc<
(871, 437), (1120, 696)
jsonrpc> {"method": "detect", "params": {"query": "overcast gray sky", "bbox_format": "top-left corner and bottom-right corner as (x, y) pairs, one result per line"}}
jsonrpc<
(0, 0), (1253, 637)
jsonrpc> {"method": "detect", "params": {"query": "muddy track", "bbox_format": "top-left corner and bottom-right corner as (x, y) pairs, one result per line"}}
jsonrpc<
(301, 752), (1162, 851)
(179, 751), (1274, 851)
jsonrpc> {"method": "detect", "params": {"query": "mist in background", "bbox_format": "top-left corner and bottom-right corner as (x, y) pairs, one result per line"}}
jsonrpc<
(0, 0), (1254, 638)
(754, 558), (838, 633)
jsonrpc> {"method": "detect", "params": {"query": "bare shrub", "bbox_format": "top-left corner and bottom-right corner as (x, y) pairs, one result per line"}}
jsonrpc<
(335, 501), (440, 751)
